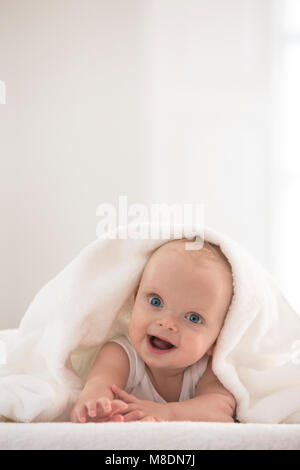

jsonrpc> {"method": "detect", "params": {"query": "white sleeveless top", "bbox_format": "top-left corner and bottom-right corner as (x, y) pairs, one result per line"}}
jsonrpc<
(109, 334), (209, 403)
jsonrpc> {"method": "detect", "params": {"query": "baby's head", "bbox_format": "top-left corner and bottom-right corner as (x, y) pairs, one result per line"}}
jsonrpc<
(128, 237), (233, 372)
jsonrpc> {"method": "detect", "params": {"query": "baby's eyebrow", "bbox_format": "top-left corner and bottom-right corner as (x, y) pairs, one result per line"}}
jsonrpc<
(142, 286), (162, 295)
(145, 290), (163, 299)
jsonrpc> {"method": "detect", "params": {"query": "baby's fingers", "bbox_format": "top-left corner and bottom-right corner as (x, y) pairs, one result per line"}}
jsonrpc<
(86, 400), (98, 418)
(92, 401), (128, 422)
(85, 397), (112, 420)
(97, 397), (112, 416)
(109, 414), (125, 422)
(139, 416), (159, 422)
(87, 412), (125, 423)
(71, 404), (87, 423)
(110, 399), (128, 415)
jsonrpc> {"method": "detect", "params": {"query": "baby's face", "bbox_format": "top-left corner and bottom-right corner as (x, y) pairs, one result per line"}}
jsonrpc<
(128, 240), (233, 373)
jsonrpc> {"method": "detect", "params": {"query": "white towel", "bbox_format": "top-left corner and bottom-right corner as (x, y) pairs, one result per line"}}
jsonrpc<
(1, 222), (300, 423)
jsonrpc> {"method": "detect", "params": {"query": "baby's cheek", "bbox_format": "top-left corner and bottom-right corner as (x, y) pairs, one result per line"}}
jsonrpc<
(130, 315), (146, 334)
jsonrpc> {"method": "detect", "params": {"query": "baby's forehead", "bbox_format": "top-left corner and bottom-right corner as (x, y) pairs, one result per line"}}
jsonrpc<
(150, 238), (225, 266)
(143, 239), (233, 287)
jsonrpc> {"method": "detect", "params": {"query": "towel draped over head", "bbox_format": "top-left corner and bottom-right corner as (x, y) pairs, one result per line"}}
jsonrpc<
(1, 222), (300, 423)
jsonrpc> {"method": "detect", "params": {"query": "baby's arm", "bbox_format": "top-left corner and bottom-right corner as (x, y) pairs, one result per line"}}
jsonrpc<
(166, 356), (236, 422)
(112, 356), (236, 423)
(70, 341), (130, 423)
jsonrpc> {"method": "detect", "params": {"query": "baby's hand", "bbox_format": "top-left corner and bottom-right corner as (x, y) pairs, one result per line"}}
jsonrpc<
(70, 395), (128, 423)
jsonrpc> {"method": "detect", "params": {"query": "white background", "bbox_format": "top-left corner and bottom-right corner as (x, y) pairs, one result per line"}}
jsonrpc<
(0, 0), (299, 328)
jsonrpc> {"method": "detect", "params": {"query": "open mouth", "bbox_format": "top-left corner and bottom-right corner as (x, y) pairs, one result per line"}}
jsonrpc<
(147, 335), (175, 351)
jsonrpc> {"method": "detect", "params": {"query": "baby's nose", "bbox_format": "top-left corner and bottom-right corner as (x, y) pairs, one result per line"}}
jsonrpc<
(156, 316), (178, 331)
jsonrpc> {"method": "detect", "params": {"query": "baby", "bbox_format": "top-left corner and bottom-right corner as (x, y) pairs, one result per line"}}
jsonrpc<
(70, 237), (236, 423)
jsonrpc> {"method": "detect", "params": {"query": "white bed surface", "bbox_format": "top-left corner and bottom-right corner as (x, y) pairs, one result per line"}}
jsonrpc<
(0, 422), (299, 450)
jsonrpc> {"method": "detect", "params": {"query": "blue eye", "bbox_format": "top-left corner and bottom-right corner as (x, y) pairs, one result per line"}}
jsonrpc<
(149, 296), (162, 307)
(186, 313), (202, 324)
